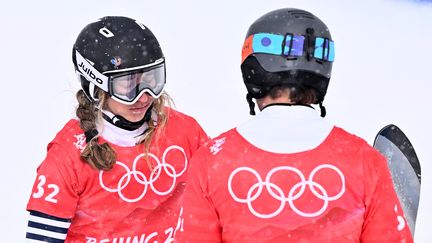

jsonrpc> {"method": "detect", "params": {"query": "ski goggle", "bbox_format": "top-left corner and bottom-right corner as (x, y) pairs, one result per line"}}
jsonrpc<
(241, 32), (335, 63)
(107, 63), (165, 105)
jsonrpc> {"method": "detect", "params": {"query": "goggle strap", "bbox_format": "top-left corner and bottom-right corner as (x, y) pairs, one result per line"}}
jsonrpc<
(241, 31), (335, 63)
(88, 82), (99, 102)
(241, 35), (254, 63)
(314, 37), (334, 61)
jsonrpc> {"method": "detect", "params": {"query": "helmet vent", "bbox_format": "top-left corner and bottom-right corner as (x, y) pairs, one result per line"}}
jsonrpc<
(289, 10), (315, 20)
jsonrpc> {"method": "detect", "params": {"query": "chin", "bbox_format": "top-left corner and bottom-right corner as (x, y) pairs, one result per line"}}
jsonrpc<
(127, 115), (146, 123)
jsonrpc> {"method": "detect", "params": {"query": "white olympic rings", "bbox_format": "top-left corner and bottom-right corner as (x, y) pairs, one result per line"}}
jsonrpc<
(227, 164), (345, 218)
(99, 145), (187, 203)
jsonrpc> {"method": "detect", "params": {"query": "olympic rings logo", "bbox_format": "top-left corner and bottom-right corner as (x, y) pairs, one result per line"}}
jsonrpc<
(99, 145), (187, 203)
(227, 164), (345, 218)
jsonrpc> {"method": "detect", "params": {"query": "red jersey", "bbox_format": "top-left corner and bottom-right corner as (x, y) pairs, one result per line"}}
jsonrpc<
(27, 108), (209, 243)
(176, 127), (413, 243)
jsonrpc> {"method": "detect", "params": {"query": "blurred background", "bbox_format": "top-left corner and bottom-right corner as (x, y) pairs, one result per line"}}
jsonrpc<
(1, 0), (431, 241)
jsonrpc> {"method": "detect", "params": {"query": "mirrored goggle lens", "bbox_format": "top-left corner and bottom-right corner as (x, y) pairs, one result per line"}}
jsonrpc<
(110, 64), (165, 103)
(241, 32), (335, 63)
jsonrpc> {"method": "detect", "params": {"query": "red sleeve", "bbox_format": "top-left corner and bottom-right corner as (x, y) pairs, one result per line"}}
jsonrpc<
(194, 122), (210, 148)
(361, 148), (413, 242)
(165, 108), (210, 156)
(26, 142), (81, 219)
(175, 146), (222, 243)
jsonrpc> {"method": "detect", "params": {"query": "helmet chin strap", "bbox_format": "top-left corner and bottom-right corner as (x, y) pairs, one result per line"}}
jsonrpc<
(102, 104), (154, 131)
(83, 103), (154, 143)
(246, 93), (256, 116)
(319, 102), (326, 117)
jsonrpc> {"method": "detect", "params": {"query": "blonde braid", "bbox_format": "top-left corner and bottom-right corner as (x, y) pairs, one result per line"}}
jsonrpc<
(76, 90), (116, 170)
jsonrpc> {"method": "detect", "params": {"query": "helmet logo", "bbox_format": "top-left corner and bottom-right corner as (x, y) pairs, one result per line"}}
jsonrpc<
(111, 56), (122, 68)
(261, 37), (272, 46)
(79, 62), (104, 84)
(75, 51), (109, 91)
(99, 27), (114, 38)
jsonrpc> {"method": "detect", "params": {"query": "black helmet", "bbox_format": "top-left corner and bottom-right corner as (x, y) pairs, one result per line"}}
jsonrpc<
(241, 8), (335, 115)
(73, 16), (166, 105)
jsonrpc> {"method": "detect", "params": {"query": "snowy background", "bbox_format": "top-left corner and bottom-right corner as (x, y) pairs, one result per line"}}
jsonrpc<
(1, 0), (431, 241)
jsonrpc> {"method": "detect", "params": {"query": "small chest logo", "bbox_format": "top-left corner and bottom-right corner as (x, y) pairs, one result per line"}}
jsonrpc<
(73, 133), (86, 151)
(209, 137), (226, 155)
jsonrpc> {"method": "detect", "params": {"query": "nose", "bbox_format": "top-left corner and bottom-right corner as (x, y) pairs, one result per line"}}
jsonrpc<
(136, 92), (153, 104)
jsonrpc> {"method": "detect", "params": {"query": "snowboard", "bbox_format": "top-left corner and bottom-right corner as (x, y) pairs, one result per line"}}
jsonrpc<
(373, 124), (421, 236)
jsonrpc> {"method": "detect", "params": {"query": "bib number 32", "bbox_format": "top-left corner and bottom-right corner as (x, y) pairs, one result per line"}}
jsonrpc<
(32, 175), (60, 203)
